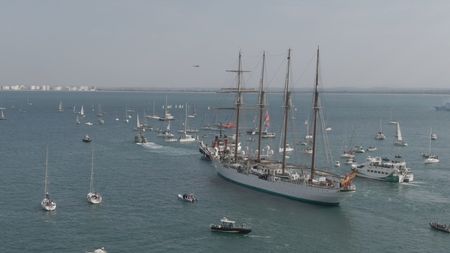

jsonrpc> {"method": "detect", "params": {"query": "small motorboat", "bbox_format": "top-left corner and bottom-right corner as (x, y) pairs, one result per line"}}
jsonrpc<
(210, 217), (251, 234)
(366, 146), (377, 152)
(335, 161), (341, 167)
(178, 193), (197, 203)
(82, 135), (92, 143)
(429, 222), (450, 233)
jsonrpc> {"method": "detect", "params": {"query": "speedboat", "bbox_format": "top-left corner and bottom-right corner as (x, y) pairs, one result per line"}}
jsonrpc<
(177, 193), (197, 202)
(82, 135), (92, 143)
(429, 222), (450, 233)
(210, 217), (251, 234)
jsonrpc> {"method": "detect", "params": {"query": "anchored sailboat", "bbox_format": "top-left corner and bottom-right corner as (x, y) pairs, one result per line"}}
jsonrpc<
(41, 146), (56, 211)
(87, 149), (102, 204)
(179, 103), (196, 143)
(374, 119), (385, 140)
(424, 128), (439, 164)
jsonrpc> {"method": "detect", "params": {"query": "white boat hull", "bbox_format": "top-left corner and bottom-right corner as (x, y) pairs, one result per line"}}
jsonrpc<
(87, 192), (102, 204)
(214, 162), (352, 205)
(41, 198), (56, 211)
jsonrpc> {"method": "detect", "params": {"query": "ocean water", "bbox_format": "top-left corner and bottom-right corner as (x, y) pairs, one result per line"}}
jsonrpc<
(0, 91), (449, 252)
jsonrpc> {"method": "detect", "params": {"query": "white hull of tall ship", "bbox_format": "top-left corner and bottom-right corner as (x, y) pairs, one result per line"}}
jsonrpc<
(213, 162), (353, 205)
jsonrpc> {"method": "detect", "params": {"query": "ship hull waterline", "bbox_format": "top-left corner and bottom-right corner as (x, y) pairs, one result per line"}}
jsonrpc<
(214, 162), (353, 206)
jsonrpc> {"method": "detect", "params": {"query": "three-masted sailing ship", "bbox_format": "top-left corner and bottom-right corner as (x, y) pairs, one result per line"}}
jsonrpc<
(203, 49), (356, 205)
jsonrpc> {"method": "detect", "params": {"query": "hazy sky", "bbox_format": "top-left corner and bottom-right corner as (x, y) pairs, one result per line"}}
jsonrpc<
(1, 0), (449, 89)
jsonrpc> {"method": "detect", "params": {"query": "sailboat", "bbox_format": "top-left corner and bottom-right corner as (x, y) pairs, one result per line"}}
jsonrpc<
(0, 109), (6, 120)
(124, 106), (129, 123)
(80, 105), (86, 118)
(187, 104), (197, 118)
(76, 114), (81, 125)
(374, 119), (385, 140)
(41, 147), (56, 211)
(208, 49), (356, 205)
(87, 149), (102, 204)
(145, 101), (161, 120)
(424, 128), (439, 164)
(393, 122), (408, 146)
(159, 96), (175, 121)
(179, 103), (196, 143)
(135, 114), (148, 144)
(57, 101), (64, 112)
(96, 104), (104, 117)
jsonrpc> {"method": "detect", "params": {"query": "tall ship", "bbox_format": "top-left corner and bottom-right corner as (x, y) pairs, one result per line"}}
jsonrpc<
(351, 156), (414, 183)
(204, 49), (356, 205)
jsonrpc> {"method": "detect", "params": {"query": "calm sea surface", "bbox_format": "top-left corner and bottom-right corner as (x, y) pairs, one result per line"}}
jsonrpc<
(0, 91), (449, 252)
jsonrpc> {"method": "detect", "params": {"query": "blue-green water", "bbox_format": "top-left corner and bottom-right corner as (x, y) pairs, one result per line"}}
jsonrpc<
(0, 91), (449, 252)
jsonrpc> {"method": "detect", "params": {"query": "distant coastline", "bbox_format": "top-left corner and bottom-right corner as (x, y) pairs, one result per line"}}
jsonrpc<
(2, 85), (450, 95)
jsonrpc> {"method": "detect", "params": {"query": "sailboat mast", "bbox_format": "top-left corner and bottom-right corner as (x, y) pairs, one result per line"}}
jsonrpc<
(281, 49), (291, 174)
(310, 47), (320, 180)
(184, 103), (188, 133)
(90, 149), (94, 193)
(256, 52), (266, 162)
(44, 146), (49, 194)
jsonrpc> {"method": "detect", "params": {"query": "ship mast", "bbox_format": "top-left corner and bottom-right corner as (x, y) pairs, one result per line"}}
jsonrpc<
(281, 49), (291, 174)
(226, 52), (245, 161)
(256, 52), (266, 162)
(310, 47), (320, 180)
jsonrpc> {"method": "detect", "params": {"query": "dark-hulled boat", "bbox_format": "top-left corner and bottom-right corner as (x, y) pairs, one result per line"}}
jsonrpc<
(430, 222), (450, 233)
(210, 217), (251, 234)
(82, 134), (92, 143)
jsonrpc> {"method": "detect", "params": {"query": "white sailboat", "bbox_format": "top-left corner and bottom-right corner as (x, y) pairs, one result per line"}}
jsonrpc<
(0, 109), (6, 120)
(179, 104), (196, 143)
(375, 119), (385, 140)
(159, 96), (175, 121)
(41, 147), (56, 211)
(209, 49), (356, 205)
(424, 128), (439, 164)
(87, 149), (102, 204)
(57, 101), (64, 112)
(146, 101), (160, 120)
(80, 105), (86, 118)
(393, 122), (408, 146)
(76, 115), (81, 125)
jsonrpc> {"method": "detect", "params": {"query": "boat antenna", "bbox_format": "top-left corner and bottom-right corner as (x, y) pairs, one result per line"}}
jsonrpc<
(310, 46), (320, 180)
(256, 51), (266, 162)
(281, 49), (291, 174)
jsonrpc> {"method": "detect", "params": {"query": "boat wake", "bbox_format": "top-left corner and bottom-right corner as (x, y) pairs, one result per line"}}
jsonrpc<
(140, 142), (198, 156)
(246, 235), (271, 239)
(138, 142), (163, 149)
